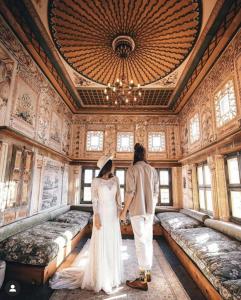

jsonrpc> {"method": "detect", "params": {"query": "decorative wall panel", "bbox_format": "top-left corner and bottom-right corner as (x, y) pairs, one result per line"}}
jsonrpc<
(71, 115), (180, 161)
(0, 45), (15, 125)
(40, 159), (62, 211)
(179, 30), (241, 157)
(0, 16), (72, 156)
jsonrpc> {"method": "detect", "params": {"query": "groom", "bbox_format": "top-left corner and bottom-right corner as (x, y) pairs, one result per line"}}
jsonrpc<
(120, 143), (159, 291)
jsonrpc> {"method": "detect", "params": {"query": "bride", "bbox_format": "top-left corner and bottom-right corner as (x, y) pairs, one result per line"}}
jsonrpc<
(50, 155), (123, 294)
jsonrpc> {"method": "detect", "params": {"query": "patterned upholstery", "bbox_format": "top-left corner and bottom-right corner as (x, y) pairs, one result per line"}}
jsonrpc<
(156, 212), (201, 233)
(180, 208), (210, 223)
(0, 221), (81, 266)
(220, 279), (241, 300)
(53, 210), (92, 227)
(0, 229), (60, 266)
(171, 227), (241, 300)
(205, 219), (241, 242)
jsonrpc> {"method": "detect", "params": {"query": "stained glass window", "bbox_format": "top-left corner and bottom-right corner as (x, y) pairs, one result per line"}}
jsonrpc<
(215, 80), (237, 128)
(86, 131), (104, 151)
(189, 113), (200, 144)
(148, 132), (166, 152)
(117, 132), (134, 152)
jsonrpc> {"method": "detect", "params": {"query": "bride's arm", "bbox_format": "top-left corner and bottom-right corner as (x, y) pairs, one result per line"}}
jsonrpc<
(115, 177), (122, 215)
(91, 179), (101, 230)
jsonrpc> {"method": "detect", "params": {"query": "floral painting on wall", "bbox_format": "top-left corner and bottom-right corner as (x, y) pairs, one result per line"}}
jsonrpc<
(13, 76), (37, 127)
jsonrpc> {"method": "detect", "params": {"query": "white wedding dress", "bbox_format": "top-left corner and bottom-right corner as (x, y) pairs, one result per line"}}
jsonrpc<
(49, 176), (123, 294)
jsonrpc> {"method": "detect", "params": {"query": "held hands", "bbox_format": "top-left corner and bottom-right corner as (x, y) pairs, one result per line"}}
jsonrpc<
(94, 214), (101, 230)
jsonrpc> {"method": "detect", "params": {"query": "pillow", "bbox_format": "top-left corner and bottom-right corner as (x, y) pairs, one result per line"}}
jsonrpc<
(180, 208), (210, 223)
(205, 219), (241, 242)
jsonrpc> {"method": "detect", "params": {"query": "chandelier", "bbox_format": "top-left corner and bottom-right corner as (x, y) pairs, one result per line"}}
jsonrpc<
(103, 35), (142, 106)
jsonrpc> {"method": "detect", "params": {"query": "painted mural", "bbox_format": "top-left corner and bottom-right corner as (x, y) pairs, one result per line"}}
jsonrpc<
(41, 160), (62, 211)
(0, 16), (72, 156)
(180, 30), (241, 157)
(71, 114), (181, 161)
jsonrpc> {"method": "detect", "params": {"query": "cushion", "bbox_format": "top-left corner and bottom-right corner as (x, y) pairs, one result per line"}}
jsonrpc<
(157, 212), (202, 233)
(53, 210), (91, 227)
(220, 279), (241, 300)
(205, 219), (241, 242)
(0, 230), (60, 266)
(180, 208), (210, 223)
(0, 221), (81, 266)
(33, 221), (81, 239)
(0, 206), (70, 242)
(156, 212), (182, 222)
(170, 226), (241, 299)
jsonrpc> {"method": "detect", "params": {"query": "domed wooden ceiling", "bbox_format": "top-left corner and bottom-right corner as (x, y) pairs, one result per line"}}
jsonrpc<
(48, 0), (202, 86)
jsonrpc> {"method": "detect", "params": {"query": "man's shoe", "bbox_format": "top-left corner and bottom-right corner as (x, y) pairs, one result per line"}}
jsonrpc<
(126, 278), (148, 291)
(146, 271), (151, 282)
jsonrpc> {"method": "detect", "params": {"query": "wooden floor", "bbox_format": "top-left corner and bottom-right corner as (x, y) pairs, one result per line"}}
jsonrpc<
(0, 236), (205, 300)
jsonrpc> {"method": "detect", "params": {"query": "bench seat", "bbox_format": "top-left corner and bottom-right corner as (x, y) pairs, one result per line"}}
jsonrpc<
(0, 221), (81, 266)
(156, 212), (202, 233)
(157, 209), (241, 300)
(52, 210), (92, 226)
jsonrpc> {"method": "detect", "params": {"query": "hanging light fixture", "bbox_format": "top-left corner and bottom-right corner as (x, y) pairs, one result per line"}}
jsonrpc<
(103, 35), (142, 107)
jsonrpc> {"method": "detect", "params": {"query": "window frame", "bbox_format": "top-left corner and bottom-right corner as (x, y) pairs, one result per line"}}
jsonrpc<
(81, 167), (99, 203)
(225, 152), (241, 224)
(197, 163), (213, 215)
(157, 168), (173, 206)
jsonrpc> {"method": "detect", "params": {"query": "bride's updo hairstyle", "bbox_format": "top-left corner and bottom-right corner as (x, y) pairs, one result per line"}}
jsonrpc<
(97, 160), (114, 178)
(133, 143), (148, 165)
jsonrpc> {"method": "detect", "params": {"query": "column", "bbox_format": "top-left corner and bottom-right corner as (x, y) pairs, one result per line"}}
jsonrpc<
(207, 156), (219, 219)
(172, 167), (182, 208)
(68, 165), (82, 205)
(191, 164), (199, 211)
(215, 155), (230, 221)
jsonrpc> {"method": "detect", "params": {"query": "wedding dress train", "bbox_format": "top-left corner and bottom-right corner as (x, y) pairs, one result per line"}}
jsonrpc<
(49, 176), (123, 294)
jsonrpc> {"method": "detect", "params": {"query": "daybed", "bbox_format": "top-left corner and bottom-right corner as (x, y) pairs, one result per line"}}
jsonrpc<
(157, 209), (241, 300)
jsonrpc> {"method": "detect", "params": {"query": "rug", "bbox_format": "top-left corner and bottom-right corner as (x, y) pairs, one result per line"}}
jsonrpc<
(50, 239), (190, 300)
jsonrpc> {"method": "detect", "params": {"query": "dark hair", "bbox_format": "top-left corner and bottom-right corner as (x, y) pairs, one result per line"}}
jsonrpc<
(97, 160), (113, 178)
(133, 143), (147, 165)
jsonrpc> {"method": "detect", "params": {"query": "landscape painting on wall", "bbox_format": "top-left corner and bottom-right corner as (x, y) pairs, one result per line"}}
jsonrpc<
(41, 160), (62, 210)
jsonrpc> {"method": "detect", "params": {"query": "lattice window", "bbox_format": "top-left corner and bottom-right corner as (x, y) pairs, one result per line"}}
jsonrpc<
(148, 132), (166, 152)
(189, 113), (200, 144)
(117, 132), (134, 152)
(215, 79), (237, 128)
(86, 131), (104, 151)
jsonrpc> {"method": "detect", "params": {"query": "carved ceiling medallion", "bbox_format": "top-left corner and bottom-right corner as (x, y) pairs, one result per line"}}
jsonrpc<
(48, 0), (202, 86)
